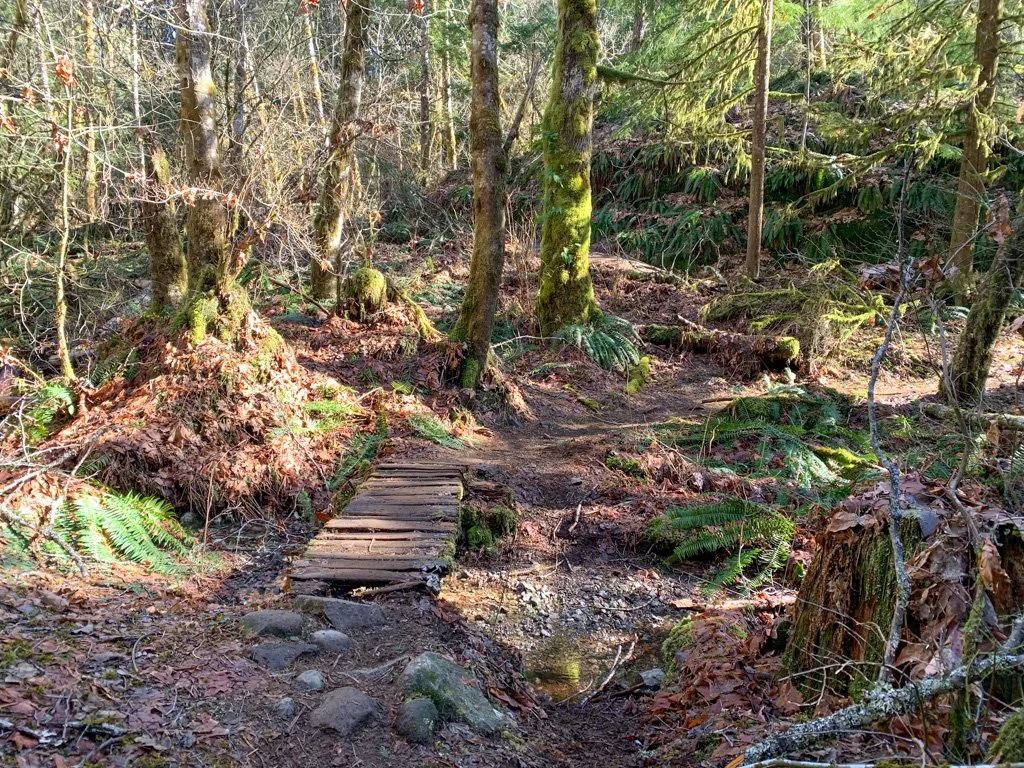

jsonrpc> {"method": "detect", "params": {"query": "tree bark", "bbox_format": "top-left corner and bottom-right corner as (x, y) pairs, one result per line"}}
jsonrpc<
(745, 0), (774, 280)
(175, 0), (231, 295)
(302, 7), (326, 126)
(942, 217), (1024, 406)
(451, 0), (506, 388)
(419, 2), (433, 183)
(535, 0), (600, 334)
(311, 0), (371, 302)
(949, 0), (1003, 277)
(142, 136), (188, 312)
(437, 0), (458, 170)
(503, 56), (541, 157)
(81, 0), (99, 221)
(628, 0), (646, 52)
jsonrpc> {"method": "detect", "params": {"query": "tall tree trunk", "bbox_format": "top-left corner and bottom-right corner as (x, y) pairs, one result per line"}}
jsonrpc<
(451, 0), (506, 388)
(419, 3), (433, 184)
(949, 0), (1003, 278)
(302, 6), (326, 126)
(812, 0), (826, 67)
(535, 0), (600, 334)
(503, 56), (541, 157)
(745, 0), (774, 280)
(54, 98), (75, 381)
(311, 0), (371, 302)
(942, 217), (1024, 407)
(437, 0), (458, 171)
(81, 0), (99, 222)
(143, 136), (188, 312)
(176, 0), (231, 296)
(628, 0), (645, 52)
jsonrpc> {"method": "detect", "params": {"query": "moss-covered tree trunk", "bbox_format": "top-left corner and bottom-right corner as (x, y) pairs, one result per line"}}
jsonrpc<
(949, 0), (1003, 278)
(312, 0), (370, 302)
(942, 218), (1024, 406)
(535, 0), (600, 334)
(745, 0), (774, 280)
(142, 136), (188, 312)
(176, 0), (231, 296)
(451, 0), (506, 388)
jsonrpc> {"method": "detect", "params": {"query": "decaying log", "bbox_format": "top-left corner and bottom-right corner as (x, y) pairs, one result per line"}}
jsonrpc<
(922, 402), (1024, 432)
(641, 319), (800, 373)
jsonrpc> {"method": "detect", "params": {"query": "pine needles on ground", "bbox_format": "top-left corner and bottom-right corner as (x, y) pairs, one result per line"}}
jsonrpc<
(554, 315), (641, 373)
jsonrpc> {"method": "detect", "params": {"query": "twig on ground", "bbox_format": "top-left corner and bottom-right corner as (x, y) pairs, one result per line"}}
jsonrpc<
(741, 618), (1024, 763)
(866, 149), (915, 684)
(351, 580), (424, 598)
(576, 637), (637, 708)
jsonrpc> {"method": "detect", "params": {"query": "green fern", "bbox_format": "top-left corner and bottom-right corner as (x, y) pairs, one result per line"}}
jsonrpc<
(554, 316), (641, 373)
(47, 488), (193, 574)
(656, 497), (795, 594)
(14, 380), (75, 443)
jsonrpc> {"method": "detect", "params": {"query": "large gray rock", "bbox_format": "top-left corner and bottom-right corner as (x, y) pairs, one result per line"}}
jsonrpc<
(309, 687), (378, 736)
(396, 698), (438, 744)
(251, 641), (317, 671)
(291, 596), (386, 632)
(241, 610), (304, 638)
(401, 652), (503, 734)
(310, 629), (353, 654)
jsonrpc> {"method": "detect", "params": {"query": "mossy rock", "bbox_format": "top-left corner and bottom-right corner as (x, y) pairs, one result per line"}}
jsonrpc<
(344, 267), (388, 321)
(625, 356), (652, 395)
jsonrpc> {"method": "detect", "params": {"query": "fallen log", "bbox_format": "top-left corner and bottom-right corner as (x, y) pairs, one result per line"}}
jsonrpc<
(640, 320), (800, 373)
(921, 402), (1024, 432)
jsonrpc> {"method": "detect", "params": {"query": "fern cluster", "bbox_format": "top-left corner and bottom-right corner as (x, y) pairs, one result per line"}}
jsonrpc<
(554, 315), (641, 373)
(2, 488), (194, 575)
(659, 497), (796, 593)
(11, 380), (75, 443)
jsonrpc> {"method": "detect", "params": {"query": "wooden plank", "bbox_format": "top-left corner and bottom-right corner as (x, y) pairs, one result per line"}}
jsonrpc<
(292, 557), (449, 572)
(299, 550), (444, 563)
(290, 567), (427, 584)
(324, 518), (457, 533)
(311, 531), (452, 542)
(353, 487), (461, 498)
(344, 499), (459, 511)
(341, 509), (457, 521)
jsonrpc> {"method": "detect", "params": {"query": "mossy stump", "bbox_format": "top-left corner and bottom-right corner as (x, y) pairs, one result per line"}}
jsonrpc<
(343, 267), (388, 321)
(782, 513), (923, 699)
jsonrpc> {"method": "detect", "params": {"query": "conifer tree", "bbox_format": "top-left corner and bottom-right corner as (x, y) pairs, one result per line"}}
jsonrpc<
(949, 0), (1004, 279)
(745, 0), (773, 280)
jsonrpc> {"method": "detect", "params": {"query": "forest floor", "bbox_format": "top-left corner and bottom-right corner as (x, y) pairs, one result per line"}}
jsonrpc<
(3, 251), (1024, 768)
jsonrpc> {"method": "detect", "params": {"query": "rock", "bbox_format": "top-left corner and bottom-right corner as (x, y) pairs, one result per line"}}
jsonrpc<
(640, 668), (665, 689)
(251, 641), (317, 671)
(272, 697), (295, 719)
(401, 652), (503, 734)
(291, 596), (385, 632)
(309, 687), (378, 736)
(241, 609), (304, 638)
(396, 698), (438, 744)
(180, 512), (202, 530)
(296, 669), (324, 691)
(310, 629), (353, 654)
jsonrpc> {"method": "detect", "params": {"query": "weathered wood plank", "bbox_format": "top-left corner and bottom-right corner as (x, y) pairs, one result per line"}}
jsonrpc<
(310, 531), (452, 542)
(292, 557), (449, 571)
(324, 517), (458, 533)
(290, 567), (426, 584)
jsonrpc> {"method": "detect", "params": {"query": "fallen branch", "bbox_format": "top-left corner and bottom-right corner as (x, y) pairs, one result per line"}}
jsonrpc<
(921, 402), (1024, 432)
(641, 320), (800, 373)
(576, 637), (636, 708)
(265, 275), (332, 317)
(350, 580), (425, 598)
(669, 594), (796, 612)
(742, 618), (1024, 763)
